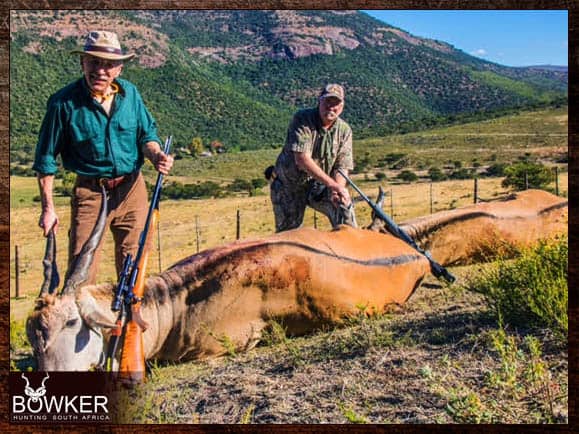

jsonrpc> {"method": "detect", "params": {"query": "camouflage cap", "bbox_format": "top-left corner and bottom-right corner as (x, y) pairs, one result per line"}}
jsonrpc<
(320, 83), (345, 101)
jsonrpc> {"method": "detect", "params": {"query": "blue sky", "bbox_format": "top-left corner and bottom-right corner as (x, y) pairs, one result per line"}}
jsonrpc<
(362, 10), (568, 67)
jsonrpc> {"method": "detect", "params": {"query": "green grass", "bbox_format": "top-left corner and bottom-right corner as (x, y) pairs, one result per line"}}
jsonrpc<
(153, 106), (567, 183)
(465, 235), (568, 340)
(354, 106), (567, 172)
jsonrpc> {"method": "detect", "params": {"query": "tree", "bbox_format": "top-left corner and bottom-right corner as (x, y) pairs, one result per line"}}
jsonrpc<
(428, 167), (447, 182)
(189, 137), (204, 156)
(502, 162), (553, 191)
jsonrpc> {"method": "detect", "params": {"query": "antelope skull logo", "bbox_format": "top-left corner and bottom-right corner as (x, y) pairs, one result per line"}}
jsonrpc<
(21, 373), (50, 402)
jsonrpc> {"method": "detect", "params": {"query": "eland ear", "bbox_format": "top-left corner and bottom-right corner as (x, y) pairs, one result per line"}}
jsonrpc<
(85, 312), (118, 330)
(76, 289), (117, 330)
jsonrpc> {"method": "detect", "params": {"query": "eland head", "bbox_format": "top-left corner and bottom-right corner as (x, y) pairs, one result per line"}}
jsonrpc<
(26, 186), (117, 371)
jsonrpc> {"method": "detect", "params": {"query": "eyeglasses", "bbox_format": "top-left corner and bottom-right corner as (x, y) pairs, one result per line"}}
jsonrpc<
(320, 97), (343, 107)
(82, 56), (123, 70)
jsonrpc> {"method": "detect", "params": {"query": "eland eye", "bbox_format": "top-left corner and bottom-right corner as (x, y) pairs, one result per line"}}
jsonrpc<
(65, 318), (79, 328)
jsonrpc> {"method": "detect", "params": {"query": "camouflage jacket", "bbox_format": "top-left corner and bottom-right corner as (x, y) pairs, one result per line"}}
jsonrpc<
(274, 107), (353, 185)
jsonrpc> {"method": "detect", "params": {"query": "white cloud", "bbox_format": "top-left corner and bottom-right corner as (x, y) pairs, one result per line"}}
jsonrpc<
(471, 48), (488, 57)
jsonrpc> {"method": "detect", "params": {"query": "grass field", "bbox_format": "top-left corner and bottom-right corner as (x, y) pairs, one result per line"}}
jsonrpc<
(8, 107), (569, 424)
(9, 106), (568, 322)
(155, 106), (568, 182)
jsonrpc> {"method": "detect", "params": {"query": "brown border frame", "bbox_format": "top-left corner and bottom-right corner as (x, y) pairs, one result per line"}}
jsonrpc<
(1, 1), (575, 432)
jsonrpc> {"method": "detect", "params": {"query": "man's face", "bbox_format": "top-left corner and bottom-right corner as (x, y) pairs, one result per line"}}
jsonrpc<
(318, 96), (344, 126)
(81, 55), (123, 94)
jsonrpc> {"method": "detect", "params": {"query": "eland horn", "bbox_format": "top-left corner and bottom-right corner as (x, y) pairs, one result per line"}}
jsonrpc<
(39, 228), (60, 297)
(61, 185), (109, 295)
(375, 186), (386, 210)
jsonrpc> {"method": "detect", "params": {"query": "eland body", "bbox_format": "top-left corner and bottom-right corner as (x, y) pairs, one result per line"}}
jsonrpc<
(26, 189), (567, 371)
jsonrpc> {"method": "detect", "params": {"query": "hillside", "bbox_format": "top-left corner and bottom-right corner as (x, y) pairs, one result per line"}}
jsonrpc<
(10, 10), (567, 158)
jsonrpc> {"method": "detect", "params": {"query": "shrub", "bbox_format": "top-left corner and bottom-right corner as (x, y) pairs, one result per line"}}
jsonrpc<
(428, 167), (447, 182)
(396, 170), (418, 183)
(502, 162), (553, 191)
(227, 178), (253, 193)
(250, 178), (267, 189)
(162, 180), (223, 199)
(466, 236), (568, 340)
(449, 168), (474, 180)
(484, 163), (507, 177)
(374, 172), (387, 181)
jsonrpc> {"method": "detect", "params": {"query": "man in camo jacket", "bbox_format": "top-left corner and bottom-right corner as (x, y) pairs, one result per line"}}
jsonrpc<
(268, 83), (357, 232)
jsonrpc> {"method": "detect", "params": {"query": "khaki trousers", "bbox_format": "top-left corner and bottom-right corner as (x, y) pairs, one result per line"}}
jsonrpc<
(68, 172), (148, 285)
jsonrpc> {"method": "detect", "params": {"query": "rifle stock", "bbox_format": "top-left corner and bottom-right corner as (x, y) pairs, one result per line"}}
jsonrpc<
(115, 136), (171, 382)
(118, 208), (157, 382)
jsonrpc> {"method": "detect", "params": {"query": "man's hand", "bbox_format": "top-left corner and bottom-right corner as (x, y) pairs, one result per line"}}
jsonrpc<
(144, 141), (174, 175)
(37, 173), (59, 236)
(39, 208), (59, 236)
(329, 183), (351, 207)
(152, 151), (174, 175)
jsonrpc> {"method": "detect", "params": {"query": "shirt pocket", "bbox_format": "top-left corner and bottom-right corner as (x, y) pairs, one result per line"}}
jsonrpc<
(116, 116), (137, 147)
(115, 116), (139, 166)
(69, 116), (105, 161)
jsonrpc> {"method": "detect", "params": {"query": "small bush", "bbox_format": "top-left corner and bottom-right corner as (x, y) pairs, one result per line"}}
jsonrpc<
(484, 163), (507, 177)
(502, 162), (553, 191)
(375, 172), (387, 181)
(466, 236), (567, 340)
(428, 167), (447, 182)
(448, 168), (474, 180)
(396, 170), (418, 183)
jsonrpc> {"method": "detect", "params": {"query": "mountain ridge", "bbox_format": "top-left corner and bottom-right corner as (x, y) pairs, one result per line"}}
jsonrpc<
(10, 10), (567, 157)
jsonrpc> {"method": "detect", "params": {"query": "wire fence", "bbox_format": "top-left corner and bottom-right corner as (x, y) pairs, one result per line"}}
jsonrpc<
(11, 171), (566, 300)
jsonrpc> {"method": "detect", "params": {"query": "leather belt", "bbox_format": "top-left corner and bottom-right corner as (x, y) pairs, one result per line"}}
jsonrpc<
(78, 172), (138, 190)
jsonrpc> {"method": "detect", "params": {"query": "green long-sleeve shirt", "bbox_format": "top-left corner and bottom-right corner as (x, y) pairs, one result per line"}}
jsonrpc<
(33, 77), (160, 178)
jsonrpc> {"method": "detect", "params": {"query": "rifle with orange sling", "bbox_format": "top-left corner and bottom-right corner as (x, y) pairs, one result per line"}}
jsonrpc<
(105, 136), (172, 382)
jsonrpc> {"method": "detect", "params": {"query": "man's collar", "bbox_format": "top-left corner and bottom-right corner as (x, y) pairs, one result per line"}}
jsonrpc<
(80, 77), (125, 98)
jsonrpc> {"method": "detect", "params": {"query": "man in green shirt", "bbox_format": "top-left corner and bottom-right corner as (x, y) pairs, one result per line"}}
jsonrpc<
(33, 30), (174, 284)
(269, 83), (357, 232)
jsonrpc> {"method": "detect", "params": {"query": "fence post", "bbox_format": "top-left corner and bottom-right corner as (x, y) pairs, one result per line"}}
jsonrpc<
(554, 167), (559, 196)
(473, 178), (478, 204)
(525, 172), (529, 190)
(14, 245), (20, 299)
(313, 211), (318, 229)
(195, 215), (200, 253)
(430, 182), (433, 214)
(236, 209), (241, 240)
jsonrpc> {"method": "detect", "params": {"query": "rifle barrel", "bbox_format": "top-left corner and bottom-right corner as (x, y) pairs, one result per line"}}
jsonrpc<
(337, 169), (455, 283)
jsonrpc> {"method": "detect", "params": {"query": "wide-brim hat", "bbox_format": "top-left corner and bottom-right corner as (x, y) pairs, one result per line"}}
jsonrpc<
(320, 83), (345, 102)
(71, 30), (135, 61)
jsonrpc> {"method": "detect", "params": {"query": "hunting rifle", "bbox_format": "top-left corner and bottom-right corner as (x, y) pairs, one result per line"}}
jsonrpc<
(106, 136), (173, 381)
(337, 169), (456, 284)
